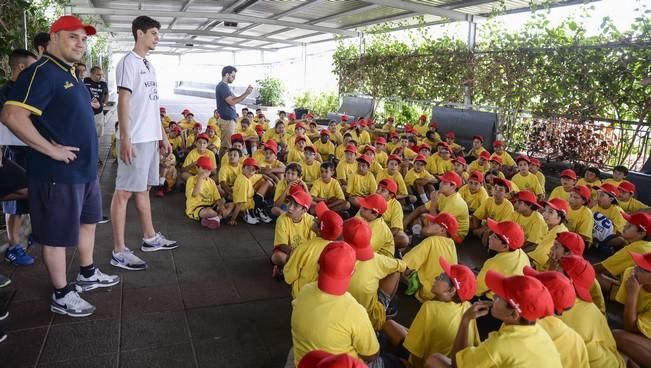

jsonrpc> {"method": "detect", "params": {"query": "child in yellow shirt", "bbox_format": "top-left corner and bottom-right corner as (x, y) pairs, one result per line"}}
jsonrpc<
(314, 130), (335, 161)
(218, 148), (241, 200)
(258, 140), (285, 185)
(468, 135), (488, 160)
(459, 171), (489, 215)
(205, 125), (221, 155)
(301, 147), (321, 186)
(444, 131), (464, 156)
(510, 190), (547, 251)
(181, 134), (217, 182)
(227, 158), (272, 225)
(467, 150), (490, 174)
(336, 144), (358, 189)
(287, 135), (307, 163)
(530, 157), (546, 194)
(404, 155), (436, 205)
(577, 166), (602, 202)
(567, 185), (594, 245)
(184, 156), (233, 229)
(490, 140), (516, 168)
(527, 198), (569, 270)
(374, 137), (389, 167)
(361, 145), (383, 177)
(452, 156), (469, 183)
(154, 150), (177, 198)
(357, 194), (395, 258)
(347, 155), (378, 209)
(310, 161), (349, 213)
(591, 183), (627, 251)
(549, 169), (577, 201)
(375, 154), (408, 200)
(511, 156), (544, 197)
(604, 165), (628, 186)
(470, 178), (514, 247)
(618, 180), (649, 213)
(271, 163), (308, 217)
(547, 231), (586, 272)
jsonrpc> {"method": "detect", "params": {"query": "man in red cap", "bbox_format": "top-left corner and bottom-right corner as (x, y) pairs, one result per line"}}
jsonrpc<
(549, 169), (578, 202)
(591, 183), (627, 251)
(357, 194), (395, 258)
(567, 184), (595, 245)
(426, 271), (561, 368)
(1, 15), (120, 316)
(291, 241), (379, 366)
(284, 202), (343, 297)
(558, 255), (625, 368)
(612, 251), (651, 367)
(272, 187), (315, 276)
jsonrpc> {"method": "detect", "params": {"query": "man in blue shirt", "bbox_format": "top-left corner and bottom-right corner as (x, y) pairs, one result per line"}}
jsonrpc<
(0, 15), (119, 318)
(215, 65), (252, 158)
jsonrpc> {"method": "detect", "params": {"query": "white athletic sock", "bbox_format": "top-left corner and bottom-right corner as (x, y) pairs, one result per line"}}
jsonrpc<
(420, 193), (429, 203)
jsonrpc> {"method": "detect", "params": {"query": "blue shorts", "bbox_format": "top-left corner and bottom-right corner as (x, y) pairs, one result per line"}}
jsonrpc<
(29, 179), (102, 247)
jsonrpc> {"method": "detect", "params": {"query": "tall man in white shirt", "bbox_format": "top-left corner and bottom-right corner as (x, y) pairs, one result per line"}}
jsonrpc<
(110, 16), (178, 271)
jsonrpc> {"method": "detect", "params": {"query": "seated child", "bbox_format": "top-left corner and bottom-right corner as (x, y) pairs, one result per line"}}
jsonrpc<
(336, 144), (359, 189)
(374, 137), (389, 167)
(227, 157), (272, 225)
(314, 130), (335, 161)
(184, 122), (201, 152)
(301, 147), (321, 186)
(618, 181), (650, 213)
(452, 156), (469, 182)
(357, 193), (395, 258)
(427, 142), (454, 176)
(490, 140), (515, 169)
(347, 155), (378, 209)
(511, 156), (544, 198)
(403, 213), (460, 302)
(154, 149), (177, 198)
(527, 198), (569, 270)
(467, 150), (490, 174)
(310, 161), (349, 213)
(271, 188), (315, 277)
(604, 165), (628, 186)
(258, 139), (285, 185)
(549, 169), (577, 201)
(510, 190), (546, 252)
(220, 133), (246, 167)
(271, 163), (308, 217)
(567, 185), (594, 245)
(458, 171), (489, 215)
(547, 231), (585, 272)
(591, 183), (627, 250)
(181, 133), (217, 182)
(577, 166), (602, 202)
(287, 135), (308, 163)
(376, 178), (410, 251)
(530, 157), (546, 194)
(361, 145), (383, 177)
(405, 155), (436, 205)
(444, 131), (463, 156)
(184, 156), (233, 229)
(471, 178), (514, 246)
(375, 154), (408, 200)
(204, 125), (221, 155)
(467, 135), (488, 161)
(218, 148), (241, 200)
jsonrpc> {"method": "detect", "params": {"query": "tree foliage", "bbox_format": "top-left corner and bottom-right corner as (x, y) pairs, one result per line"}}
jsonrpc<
(293, 91), (340, 118)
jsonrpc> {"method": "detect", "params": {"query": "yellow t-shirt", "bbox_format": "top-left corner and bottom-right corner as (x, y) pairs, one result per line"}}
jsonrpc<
(473, 197), (514, 222)
(404, 301), (479, 360)
(301, 160), (321, 186)
(273, 179), (291, 203)
(183, 149), (217, 175)
(382, 198), (404, 231)
(510, 211), (547, 245)
(427, 154), (454, 175)
(169, 135), (183, 151)
(232, 174), (255, 210)
(274, 213), (316, 251)
(287, 149), (306, 164)
(218, 163), (241, 187)
(548, 186), (571, 201)
(591, 204), (626, 234)
(615, 267), (651, 339)
(350, 130), (371, 146)
(404, 169), (433, 187)
(347, 172), (378, 197)
(491, 151), (516, 167)
(591, 279), (607, 315)
(375, 151), (388, 167)
(512, 172), (544, 196)
(538, 316), (590, 368)
(310, 178), (345, 200)
(604, 178), (624, 186)
(336, 160), (358, 182)
(535, 171), (546, 193)
(476, 250), (530, 297)
(206, 133), (221, 148)
(467, 160), (489, 174)
(577, 178), (602, 201)
(184, 176), (220, 220)
(263, 130), (287, 146)
(221, 151), (245, 168)
(469, 146), (488, 159)
(367, 217), (395, 258)
(567, 206), (594, 244)
(619, 198), (649, 213)
(431, 192), (469, 241)
(314, 140), (336, 158)
(559, 299), (625, 368)
(527, 223), (568, 270)
(456, 324), (562, 368)
(185, 133), (197, 150)
(348, 255), (407, 330)
(601, 240), (651, 277)
(459, 185), (489, 213)
(291, 283), (380, 365)
(403, 235), (458, 302)
(283, 237), (331, 298)
(375, 169), (408, 197)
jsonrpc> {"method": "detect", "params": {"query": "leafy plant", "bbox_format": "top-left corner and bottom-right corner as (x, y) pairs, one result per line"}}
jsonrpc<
(292, 91), (340, 118)
(257, 77), (285, 106)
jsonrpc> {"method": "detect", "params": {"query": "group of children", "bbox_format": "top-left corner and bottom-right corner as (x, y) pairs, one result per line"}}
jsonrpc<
(151, 107), (650, 367)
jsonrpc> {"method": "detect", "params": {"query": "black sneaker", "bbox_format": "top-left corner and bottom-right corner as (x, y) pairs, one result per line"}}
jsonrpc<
(0, 331), (6, 343)
(386, 303), (399, 319)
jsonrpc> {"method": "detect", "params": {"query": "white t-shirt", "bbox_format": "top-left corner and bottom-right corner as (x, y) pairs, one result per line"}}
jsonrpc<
(115, 51), (162, 143)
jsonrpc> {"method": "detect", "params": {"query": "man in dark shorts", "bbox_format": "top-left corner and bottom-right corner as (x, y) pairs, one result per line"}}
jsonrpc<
(215, 65), (253, 158)
(0, 49), (37, 267)
(0, 15), (119, 317)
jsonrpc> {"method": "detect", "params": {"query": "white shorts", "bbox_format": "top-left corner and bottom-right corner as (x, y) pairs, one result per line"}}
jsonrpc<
(116, 140), (160, 192)
(94, 113), (105, 138)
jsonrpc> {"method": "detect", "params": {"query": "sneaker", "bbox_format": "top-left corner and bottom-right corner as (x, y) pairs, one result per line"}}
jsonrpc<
(385, 303), (399, 319)
(243, 210), (260, 225)
(98, 216), (111, 224)
(5, 245), (34, 266)
(0, 311), (8, 320)
(76, 268), (120, 292)
(200, 216), (221, 230)
(0, 274), (10, 288)
(141, 233), (178, 252)
(255, 208), (273, 224)
(50, 291), (96, 317)
(0, 332), (6, 344)
(110, 248), (147, 271)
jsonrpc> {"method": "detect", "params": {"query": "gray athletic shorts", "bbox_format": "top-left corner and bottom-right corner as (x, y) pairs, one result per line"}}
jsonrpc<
(116, 140), (160, 192)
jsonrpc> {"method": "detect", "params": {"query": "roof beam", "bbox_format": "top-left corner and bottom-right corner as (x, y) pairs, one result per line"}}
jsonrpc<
(103, 27), (302, 45)
(222, 0), (258, 14)
(108, 38), (277, 51)
(168, 0), (196, 29)
(361, 0), (480, 22)
(69, 6), (360, 37)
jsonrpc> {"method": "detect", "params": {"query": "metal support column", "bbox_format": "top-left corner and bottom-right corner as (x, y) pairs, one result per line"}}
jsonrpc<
(301, 43), (307, 92)
(464, 15), (476, 107)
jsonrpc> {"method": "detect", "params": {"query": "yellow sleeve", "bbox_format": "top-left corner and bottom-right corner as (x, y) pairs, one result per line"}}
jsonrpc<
(368, 175), (378, 194)
(403, 239), (429, 271)
(602, 247), (636, 277)
(336, 162), (347, 181)
(455, 339), (498, 368)
(638, 309), (651, 339)
(274, 216), (290, 246)
(403, 303), (432, 358)
(376, 254), (407, 274)
(232, 175), (249, 204)
(333, 180), (346, 200)
(350, 305), (381, 356)
(473, 200), (489, 220)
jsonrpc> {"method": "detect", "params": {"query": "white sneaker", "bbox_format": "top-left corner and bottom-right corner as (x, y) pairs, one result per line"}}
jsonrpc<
(111, 248), (147, 270)
(50, 291), (96, 317)
(141, 232), (179, 252)
(243, 210), (260, 225)
(76, 268), (120, 292)
(255, 208), (273, 224)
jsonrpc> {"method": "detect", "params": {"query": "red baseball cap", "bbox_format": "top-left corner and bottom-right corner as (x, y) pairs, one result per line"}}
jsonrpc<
(160, 107), (166, 113)
(560, 169), (577, 180)
(304, 146), (317, 154)
(295, 122), (306, 129)
(619, 180), (636, 194)
(572, 185), (591, 203)
(539, 198), (569, 215)
(452, 156), (467, 166)
(492, 178), (512, 192)
(358, 120), (367, 128)
(487, 219), (525, 249)
(622, 212), (651, 237)
(341, 114), (349, 122)
(493, 140), (504, 148)
(559, 255), (594, 302)
(344, 144), (357, 153)
(306, 113), (314, 118)
(50, 15), (96, 36)
(196, 156), (213, 171)
(438, 257), (476, 301)
(468, 170), (484, 184)
(404, 125), (415, 134)
(556, 232), (585, 256)
(206, 125), (215, 131)
(363, 145), (376, 154)
(263, 140), (278, 154)
(424, 213), (461, 243)
(438, 171), (462, 188)
(419, 114), (427, 121)
(630, 251), (651, 272)
(473, 135), (484, 143)
(485, 271), (555, 320)
(375, 137), (387, 145)
(378, 178), (398, 196)
(489, 155), (503, 164)
(418, 143), (431, 153)
(295, 136), (307, 144)
(315, 204), (343, 241)
(430, 121), (439, 129)
(390, 131), (399, 138)
(320, 130), (330, 136)
(171, 127), (182, 133)
(255, 124), (265, 132)
(515, 190), (541, 208)
(287, 188), (312, 210)
(595, 183), (620, 197)
(288, 113), (296, 119)
(515, 155), (531, 164)
(387, 154), (402, 164)
(358, 193), (387, 215)
(446, 131), (456, 139)
(356, 155), (372, 166)
(317, 241), (357, 295)
(298, 350), (367, 368)
(242, 157), (258, 169)
(230, 133), (244, 144)
(196, 133), (209, 142)
(530, 158), (541, 167)
(437, 142), (451, 152)
(194, 123), (202, 128)
(479, 151), (491, 160)
(414, 154), (427, 164)
(343, 217), (373, 261)
(523, 267), (576, 314)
